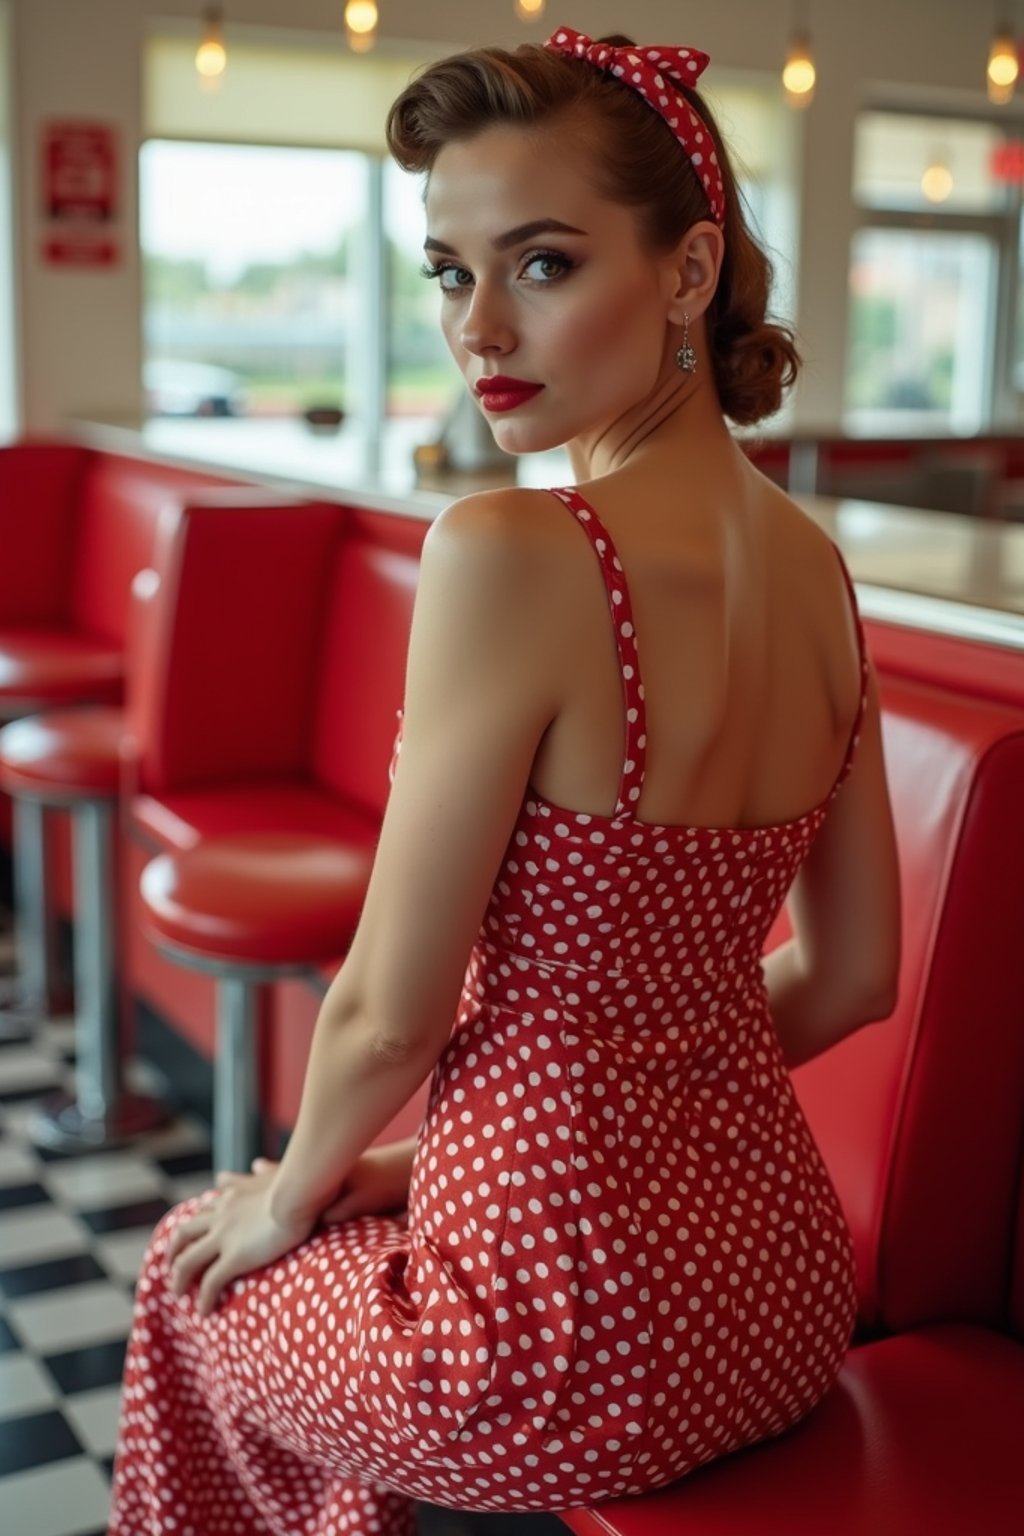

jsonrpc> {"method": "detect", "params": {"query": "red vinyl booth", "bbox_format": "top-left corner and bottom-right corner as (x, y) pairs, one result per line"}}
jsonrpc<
(0, 439), (235, 894)
(119, 491), (431, 1140)
(0, 439), (234, 723)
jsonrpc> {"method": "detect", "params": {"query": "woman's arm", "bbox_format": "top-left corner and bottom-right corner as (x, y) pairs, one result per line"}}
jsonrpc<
(768, 659), (900, 1073)
(762, 936), (895, 1071)
(267, 490), (568, 1226)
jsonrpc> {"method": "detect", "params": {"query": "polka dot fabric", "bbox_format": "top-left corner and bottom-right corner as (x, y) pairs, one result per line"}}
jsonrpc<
(109, 485), (866, 1532)
(543, 25), (726, 227)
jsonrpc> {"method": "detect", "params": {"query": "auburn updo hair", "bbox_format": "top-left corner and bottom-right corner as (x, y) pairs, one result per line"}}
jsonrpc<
(385, 32), (800, 428)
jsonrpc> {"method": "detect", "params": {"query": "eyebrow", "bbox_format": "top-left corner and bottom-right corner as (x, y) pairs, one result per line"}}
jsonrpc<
(423, 219), (588, 256)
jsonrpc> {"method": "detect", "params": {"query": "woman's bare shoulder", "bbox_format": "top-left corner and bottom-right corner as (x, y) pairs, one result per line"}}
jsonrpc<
(426, 485), (585, 574)
(418, 487), (587, 633)
(749, 471), (842, 568)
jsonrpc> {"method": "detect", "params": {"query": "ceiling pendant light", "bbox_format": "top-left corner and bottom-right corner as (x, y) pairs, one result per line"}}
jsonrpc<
(987, 10), (1019, 105)
(515, 0), (547, 21)
(195, 4), (227, 90)
(345, 1), (378, 53)
(921, 154), (954, 204)
(782, 0), (816, 110)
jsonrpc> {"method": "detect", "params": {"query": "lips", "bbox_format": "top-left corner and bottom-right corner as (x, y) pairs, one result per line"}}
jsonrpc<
(474, 377), (544, 413)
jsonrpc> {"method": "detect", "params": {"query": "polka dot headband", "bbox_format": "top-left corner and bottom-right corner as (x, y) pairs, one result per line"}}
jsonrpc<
(543, 23), (726, 228)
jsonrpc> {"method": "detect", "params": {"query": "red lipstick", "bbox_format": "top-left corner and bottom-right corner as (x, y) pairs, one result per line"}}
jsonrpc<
(474, 375), (544, 412)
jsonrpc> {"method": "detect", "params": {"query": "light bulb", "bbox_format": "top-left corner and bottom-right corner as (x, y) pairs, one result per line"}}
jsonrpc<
(515, 0), (547, 19)
(783, 35), (815, 107)
(345, 1), (378, 34)
(196, 6), (226, 81)
(921, 160), (953, 203)
(988, 31), (1020, 90)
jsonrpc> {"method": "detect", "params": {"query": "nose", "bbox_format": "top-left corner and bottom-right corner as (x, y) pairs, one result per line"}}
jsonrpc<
(456, 280), (515, 357)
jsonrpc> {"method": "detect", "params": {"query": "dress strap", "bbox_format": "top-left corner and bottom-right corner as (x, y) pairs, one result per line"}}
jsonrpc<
(546, 486), (647, 819)
(828, 540), (871, 799)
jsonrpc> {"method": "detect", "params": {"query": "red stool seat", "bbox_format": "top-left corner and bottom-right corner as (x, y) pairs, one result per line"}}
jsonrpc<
(0, 630), (123, 709)
(139, 832), (373, 966)
(0, 706), (124, 799)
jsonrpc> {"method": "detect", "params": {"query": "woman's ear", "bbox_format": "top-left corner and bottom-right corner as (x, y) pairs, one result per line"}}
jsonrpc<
(664, 220), (724, 325)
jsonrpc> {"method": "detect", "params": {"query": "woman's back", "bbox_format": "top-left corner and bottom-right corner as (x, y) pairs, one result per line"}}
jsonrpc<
(527, 454), (863, 833)
(518, 455), (899, 1055)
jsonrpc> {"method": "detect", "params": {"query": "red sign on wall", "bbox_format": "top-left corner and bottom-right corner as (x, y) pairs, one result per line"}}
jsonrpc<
(41, 120), (120, 267)
(990, 140), (1024, 184)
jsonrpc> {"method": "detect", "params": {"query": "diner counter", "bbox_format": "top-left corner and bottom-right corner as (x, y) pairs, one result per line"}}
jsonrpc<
(67, 421), (1024, 652)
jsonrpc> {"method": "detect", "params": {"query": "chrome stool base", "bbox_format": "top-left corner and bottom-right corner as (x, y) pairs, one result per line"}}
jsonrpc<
(0, 979), (75, 1041)
(0, 991), (45, 1041)
(28, 1086), (172, 1153)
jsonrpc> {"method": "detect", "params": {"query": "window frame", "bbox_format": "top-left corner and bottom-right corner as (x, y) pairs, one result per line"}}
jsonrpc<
(848, 102), (1024, 431)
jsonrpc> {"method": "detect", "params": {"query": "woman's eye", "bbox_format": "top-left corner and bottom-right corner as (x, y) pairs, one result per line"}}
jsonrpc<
(522, 252), (572, 283)
(418, 260), (470, 295)
(438, 265), (471, 293)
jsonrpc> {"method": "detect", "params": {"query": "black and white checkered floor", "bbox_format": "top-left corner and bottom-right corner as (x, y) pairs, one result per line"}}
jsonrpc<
(0, 917), (565, 1536)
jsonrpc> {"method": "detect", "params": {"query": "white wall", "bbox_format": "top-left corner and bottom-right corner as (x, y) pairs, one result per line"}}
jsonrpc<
(0, 0), (17, 439)
(6, 0), (1019, 436)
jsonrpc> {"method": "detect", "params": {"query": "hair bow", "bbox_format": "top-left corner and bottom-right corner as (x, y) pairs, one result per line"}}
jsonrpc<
(543, 24), (726, 227)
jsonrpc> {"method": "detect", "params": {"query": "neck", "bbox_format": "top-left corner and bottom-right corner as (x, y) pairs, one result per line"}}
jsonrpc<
(565, 354), (734, 483)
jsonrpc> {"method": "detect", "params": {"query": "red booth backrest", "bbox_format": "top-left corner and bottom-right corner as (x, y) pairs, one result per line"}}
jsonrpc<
(1012, 1156), (1024, 1339)
(772, 659), (1024, 1339)
(309, 509), (428, 815)
(0, 440), (91, 625)
(130, 493), (344, 795)
(70, 453), (232, 645)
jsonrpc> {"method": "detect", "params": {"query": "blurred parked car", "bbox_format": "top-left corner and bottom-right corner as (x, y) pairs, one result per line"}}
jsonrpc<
(144, 359), (247, 417)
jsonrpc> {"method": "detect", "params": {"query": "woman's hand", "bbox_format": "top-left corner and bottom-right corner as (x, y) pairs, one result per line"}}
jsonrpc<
(314, 1142), (414, 1224)
(165, 1162), (316, 1318)
(232, 1142), (414, 1228)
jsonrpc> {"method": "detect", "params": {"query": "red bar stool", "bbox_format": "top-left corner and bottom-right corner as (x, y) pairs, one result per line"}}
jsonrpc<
(139, 832), (372, 1172)
(0, 706), (171, 1149)
(0, 639), (123, 1038)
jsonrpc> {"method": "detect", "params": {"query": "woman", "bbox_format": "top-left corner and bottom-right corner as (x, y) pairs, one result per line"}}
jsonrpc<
(110, 24), (901, 1535)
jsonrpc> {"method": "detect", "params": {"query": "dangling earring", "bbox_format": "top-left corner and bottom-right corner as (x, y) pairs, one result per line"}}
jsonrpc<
(675, 313), (697, 374)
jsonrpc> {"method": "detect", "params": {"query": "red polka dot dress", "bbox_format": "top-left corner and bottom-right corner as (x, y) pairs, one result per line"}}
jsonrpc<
(109, 485), (866, 1533)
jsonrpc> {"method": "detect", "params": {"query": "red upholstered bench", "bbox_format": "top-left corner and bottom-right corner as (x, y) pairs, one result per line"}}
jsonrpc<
(0, 438), (235, 1028)
(121, 491), (428, 1147)
(0, 439), (235, 722)
(559, 649), (1024, 1531)
(124, 488), (425, 881)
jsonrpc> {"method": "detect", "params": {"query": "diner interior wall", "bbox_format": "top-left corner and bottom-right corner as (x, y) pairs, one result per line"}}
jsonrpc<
(6, 0), (1015, 437)
(0, 0), (16, 439)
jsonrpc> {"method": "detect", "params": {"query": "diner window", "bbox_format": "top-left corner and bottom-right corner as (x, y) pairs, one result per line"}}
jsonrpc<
(703, 78), (801, 341)
(847, 228), (996, 434)
(140, 139), (365, 434)
(140, 31), (801, 478)
(853, 111), (1010, 216)
(141, 28), (439, 487)
(846, 110), (1019, 434)
(383, 157), (458, 460)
